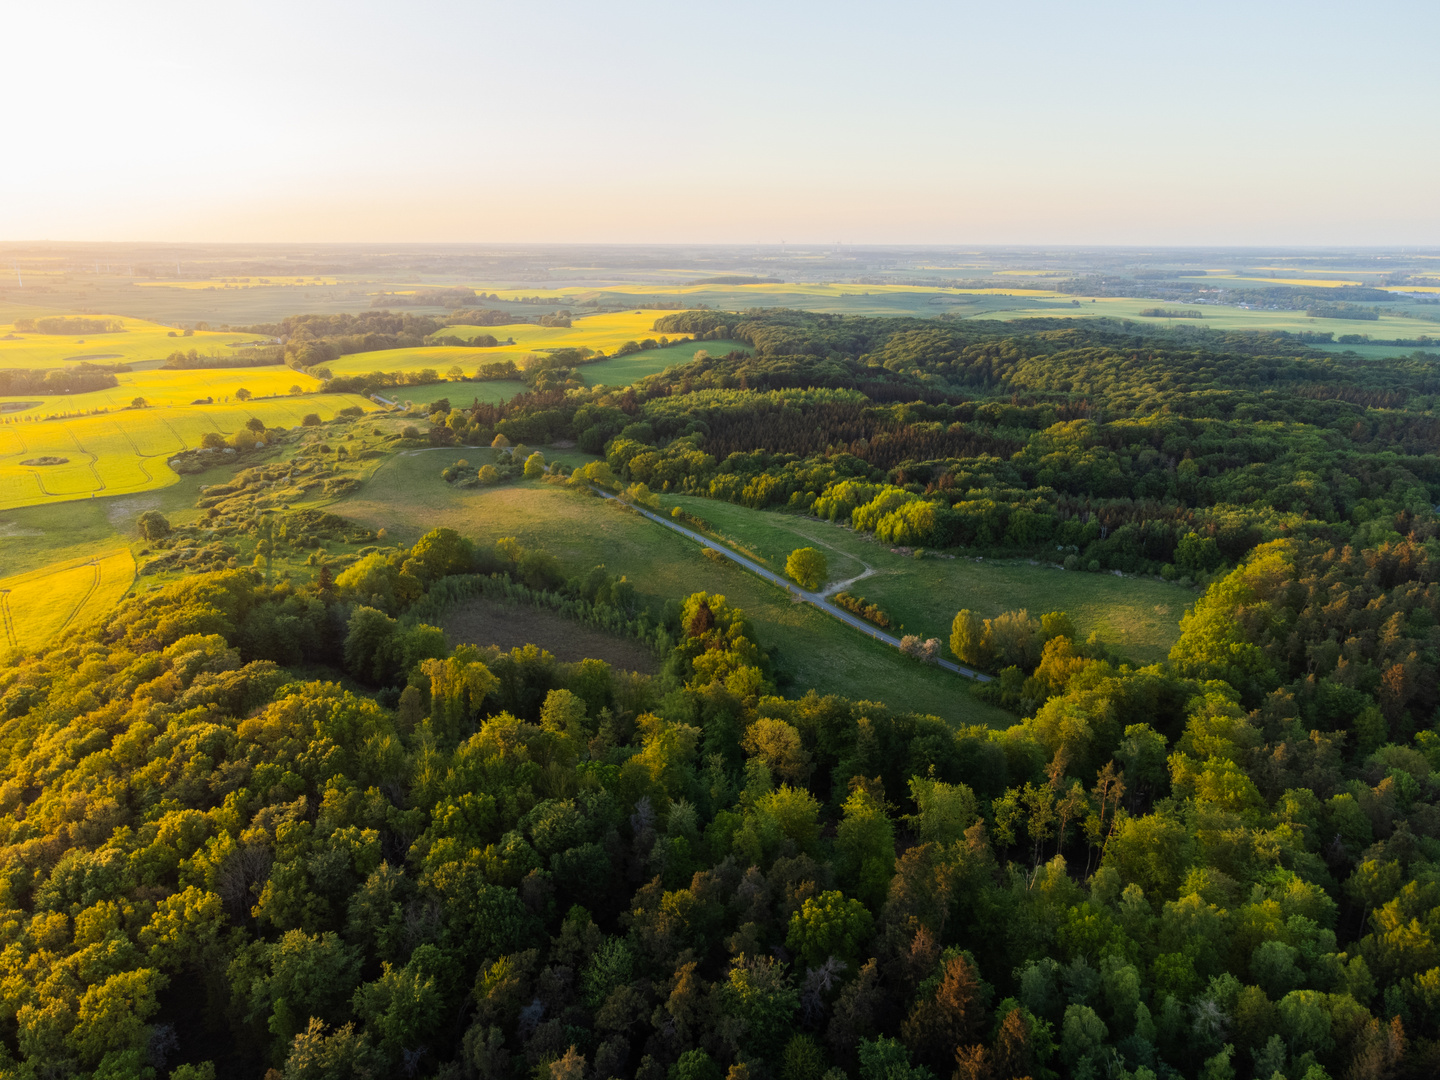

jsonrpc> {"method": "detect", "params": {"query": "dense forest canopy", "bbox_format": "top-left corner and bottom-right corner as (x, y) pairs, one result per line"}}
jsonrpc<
(6, 309), (1440, 1079)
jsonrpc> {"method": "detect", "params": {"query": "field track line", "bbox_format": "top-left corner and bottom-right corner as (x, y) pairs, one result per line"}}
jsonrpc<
(163, 418), (190, 449)
(64, 426), (107, 493)
(0, 591), (15, 649)
(59, 562), (102, 633)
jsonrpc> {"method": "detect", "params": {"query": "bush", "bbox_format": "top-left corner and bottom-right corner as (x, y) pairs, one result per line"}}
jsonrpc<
(302, 413), (322, 427)
(136, 511), (171, 540)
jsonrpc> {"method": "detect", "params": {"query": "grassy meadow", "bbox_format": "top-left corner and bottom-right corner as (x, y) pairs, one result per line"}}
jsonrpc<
(966, 295), (1440, 340)
(662, 495), (1188, 665)
(322, 450), (1010, 726)
(0, 548), (136, 652)
(387, 381), (527, 409)
(582, 339), (747, 386)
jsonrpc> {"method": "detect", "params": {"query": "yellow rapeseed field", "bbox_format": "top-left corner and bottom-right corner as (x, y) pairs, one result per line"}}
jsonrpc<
(325, 310), (687, 376)
(0, 315), (267, 369)
(0, 394), (377, 510)
(0, 548), (135, 651)
(134, 276), (343, 289)
(9, 365), (325, 420)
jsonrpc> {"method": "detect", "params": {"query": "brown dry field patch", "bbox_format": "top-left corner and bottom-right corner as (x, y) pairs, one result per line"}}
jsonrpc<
(441, 596), (660, 674)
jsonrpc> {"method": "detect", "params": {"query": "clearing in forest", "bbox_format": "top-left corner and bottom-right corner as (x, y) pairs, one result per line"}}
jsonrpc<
(323, 451), (1011, 726)
(664, 494), (1188, 665)
(0, 548), (135, 651)
(441, 596), (660, 673)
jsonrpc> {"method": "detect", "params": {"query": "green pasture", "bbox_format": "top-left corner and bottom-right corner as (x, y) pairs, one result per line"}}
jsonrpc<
(967, 295), (1440, 341)
(389, 381), (526, 409)
(663, 496), (1188, 666)
(1310, 342), (1440, 359)
(582, 340), (748, 386)
(321, 452), (1010, 726)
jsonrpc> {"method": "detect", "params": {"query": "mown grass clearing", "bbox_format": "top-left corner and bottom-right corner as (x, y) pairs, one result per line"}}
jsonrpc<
(582, 340), (747, 386)
(323, 454), (1009, 726)
(662, 495), (1187, 665)
(0, 394), (378, 510)
(441, 596), (660, 674)
(0, 548), (135, 651)
(0, 315), (263, 369)
(385, 381), (526, 409)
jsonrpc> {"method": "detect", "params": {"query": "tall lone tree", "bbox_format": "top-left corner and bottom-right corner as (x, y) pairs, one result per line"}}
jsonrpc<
(786, 547), (828, 591)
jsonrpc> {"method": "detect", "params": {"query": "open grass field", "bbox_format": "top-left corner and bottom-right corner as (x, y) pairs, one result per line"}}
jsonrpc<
(321, 451), (1010, 726)
(1311, 342), (1440, 359)
(0, 393), (377, 511)
(0, 315), (264, 369)
(662, 495), (1187, 666)
(386, 381), (528, 409)
(441, 596), (660, 674)
(0, 548), (135, 652)
(4, 365), (325, 420)
(582, 339), (747, 386)
(966, 295), (1440, 340)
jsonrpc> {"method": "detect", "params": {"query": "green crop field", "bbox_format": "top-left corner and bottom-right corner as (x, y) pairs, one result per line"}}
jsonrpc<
(662, 495), (1188, 666)
(385, 381), (526, 409)
(320, 451), (1010, 726)
(0, 393), (378, 510)
(0, 315), (265, 369)
(966, 295), (1440, 341)
(581, 339), (748, 386)
(0, 548), (136, 652)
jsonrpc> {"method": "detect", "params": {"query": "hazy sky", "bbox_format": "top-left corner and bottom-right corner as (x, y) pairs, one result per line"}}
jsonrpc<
(4, 0), (1436, 245)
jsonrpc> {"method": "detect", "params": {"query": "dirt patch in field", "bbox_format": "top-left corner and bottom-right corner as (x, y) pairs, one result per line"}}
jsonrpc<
(442, 597), (659, 674)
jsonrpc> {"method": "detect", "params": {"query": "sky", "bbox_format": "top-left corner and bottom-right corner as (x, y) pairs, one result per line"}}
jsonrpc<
(2, 0), (1437, 245)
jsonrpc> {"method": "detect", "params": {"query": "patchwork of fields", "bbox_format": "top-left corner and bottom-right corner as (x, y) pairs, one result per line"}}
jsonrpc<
(0, 548), (135, 651)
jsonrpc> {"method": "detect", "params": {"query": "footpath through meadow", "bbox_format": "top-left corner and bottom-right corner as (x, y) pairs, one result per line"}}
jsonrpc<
(593, 489), (992, 683)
